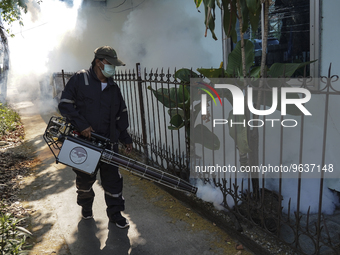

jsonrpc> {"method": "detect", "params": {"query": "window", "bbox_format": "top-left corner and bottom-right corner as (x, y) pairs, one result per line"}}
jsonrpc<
(223, 0), (320, 78)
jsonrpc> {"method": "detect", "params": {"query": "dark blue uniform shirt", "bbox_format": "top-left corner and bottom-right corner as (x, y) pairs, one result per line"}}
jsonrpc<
(58, 66), (132, 145)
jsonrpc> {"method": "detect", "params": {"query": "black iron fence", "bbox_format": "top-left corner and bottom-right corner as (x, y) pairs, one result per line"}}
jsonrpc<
(114, 63), (190, 179)
(113, 64), (340, 255)
(53, 64), (340, 255)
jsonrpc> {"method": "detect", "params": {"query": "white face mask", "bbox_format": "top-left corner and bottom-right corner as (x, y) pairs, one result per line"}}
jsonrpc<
(100, 61), (116, 78)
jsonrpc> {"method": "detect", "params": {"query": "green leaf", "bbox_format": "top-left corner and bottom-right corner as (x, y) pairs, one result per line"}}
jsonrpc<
(193, 124), (220, 150)
(175, 68), (199, 84)
(226, 39), (255, 77)
(203, 0), (218, 40)
(246, 0), (260, 15)
(230, 28), (238, 44)
(196, 67), (225, 78)
(248, 8), (261, 34)
(178, 84), (190, 103)
(250, 66), (261, 78)
(148, 87), (175, 108)
(240, 0), (249, 33)
(168, 108), (185, 119)
(222, 0), (237, 42)
(216, 0), (221, 9)
(268, 61), (316, 78)
(222, 1), (231, 36)
(170, 114), (184, 128)
(228, 111), (251, 154)
(195, 0), (203, 8)
(147, 85), (190, 109)
(268, 63), (302, 78)
(0, 0), (32, 33)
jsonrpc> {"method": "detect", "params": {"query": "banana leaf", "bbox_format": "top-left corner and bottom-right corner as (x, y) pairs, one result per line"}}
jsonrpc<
(148, 86), (187, 109)
(193, 123), (220, 150)
(226, 39), (255, 77)
(228, 111), (251, 154)
(268, 61), (316, 78)
(222, 0), (237, 43)
(246, 0), (261, 34)
(175, 68), (199, 84)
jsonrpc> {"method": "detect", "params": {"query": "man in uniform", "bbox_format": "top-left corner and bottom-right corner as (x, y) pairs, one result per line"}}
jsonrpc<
(58, 46), (132, 228)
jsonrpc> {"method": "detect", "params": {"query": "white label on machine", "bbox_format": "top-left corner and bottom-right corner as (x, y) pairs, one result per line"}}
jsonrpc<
(58, 139), (101, 175)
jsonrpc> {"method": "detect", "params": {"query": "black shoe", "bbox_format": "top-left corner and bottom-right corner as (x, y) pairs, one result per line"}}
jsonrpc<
(110, 212), (129, 228)
(82, 208), (93, 220)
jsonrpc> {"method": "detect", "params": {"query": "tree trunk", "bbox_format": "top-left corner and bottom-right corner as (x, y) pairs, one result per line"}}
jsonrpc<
(236, 0), (247, 78)
(236, 0), (251, 174)
(259, 0), (270, 81)
(249, 0), (270, 200)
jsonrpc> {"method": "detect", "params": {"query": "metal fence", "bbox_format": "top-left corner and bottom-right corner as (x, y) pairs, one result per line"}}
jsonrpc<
(114, 63), (190, 180)
(113, 64), (340, 255)
(53, 66), (191, 178)
(53, 64), (340, 254)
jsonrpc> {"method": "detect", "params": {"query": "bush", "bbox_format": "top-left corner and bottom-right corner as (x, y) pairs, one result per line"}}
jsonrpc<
(0, 103), (20, 136)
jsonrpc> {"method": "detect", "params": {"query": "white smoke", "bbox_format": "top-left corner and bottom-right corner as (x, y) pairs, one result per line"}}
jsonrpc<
(265, 178), (339, 215)
(9, 0), (83, 74)
(195, 179), (226, 210)
(5, 0), (222, 111)
(115, 0), (222, 70)
(6, 0), (84, 109)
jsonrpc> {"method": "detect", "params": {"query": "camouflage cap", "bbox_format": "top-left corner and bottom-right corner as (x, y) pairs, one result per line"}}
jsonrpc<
(94, 46), (125, 66)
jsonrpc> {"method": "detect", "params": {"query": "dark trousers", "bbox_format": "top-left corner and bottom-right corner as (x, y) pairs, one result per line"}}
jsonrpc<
(73, 162), (125, 219)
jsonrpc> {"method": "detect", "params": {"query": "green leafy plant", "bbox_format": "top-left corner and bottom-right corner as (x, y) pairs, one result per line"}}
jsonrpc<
(195, 0), (261, 43)
(194, 0), (318, 199)
(0, 204), (32, 255)
(195, 39), (316, 155)
(0, 103), (21, 136)
(147, 69), (220, 151)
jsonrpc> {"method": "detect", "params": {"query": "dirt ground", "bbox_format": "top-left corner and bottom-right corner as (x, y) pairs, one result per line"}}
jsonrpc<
(0, 124), (38, 218)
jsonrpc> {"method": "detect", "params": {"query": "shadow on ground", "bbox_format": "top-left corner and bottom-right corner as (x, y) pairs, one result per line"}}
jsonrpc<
(70, 219), (132, 255)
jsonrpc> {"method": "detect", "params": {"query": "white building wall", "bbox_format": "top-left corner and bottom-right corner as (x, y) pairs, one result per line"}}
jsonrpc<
(320, 0), (340, 76)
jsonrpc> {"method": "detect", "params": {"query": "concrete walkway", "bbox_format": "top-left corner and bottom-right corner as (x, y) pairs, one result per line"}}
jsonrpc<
(10, 100), (253, 255)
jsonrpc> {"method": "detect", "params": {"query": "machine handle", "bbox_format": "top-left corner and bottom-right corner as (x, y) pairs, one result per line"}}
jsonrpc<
(90, 132), (110, 143)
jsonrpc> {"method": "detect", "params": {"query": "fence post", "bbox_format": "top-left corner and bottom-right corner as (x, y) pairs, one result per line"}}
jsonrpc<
(136, 63), (148, 163)
(62, 69), (66, 88)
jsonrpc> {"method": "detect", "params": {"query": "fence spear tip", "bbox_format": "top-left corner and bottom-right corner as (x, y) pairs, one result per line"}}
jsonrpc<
(328, 63), (332, 78)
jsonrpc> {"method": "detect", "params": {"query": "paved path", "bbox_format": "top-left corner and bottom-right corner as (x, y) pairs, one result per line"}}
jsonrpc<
(9, 96), (253, 255)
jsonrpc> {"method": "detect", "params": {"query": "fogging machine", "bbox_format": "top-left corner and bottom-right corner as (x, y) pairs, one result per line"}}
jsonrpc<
(43, 116), (197, 195)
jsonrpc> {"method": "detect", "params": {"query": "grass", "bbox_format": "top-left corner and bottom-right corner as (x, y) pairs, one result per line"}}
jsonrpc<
(0, 103), (21, 136)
